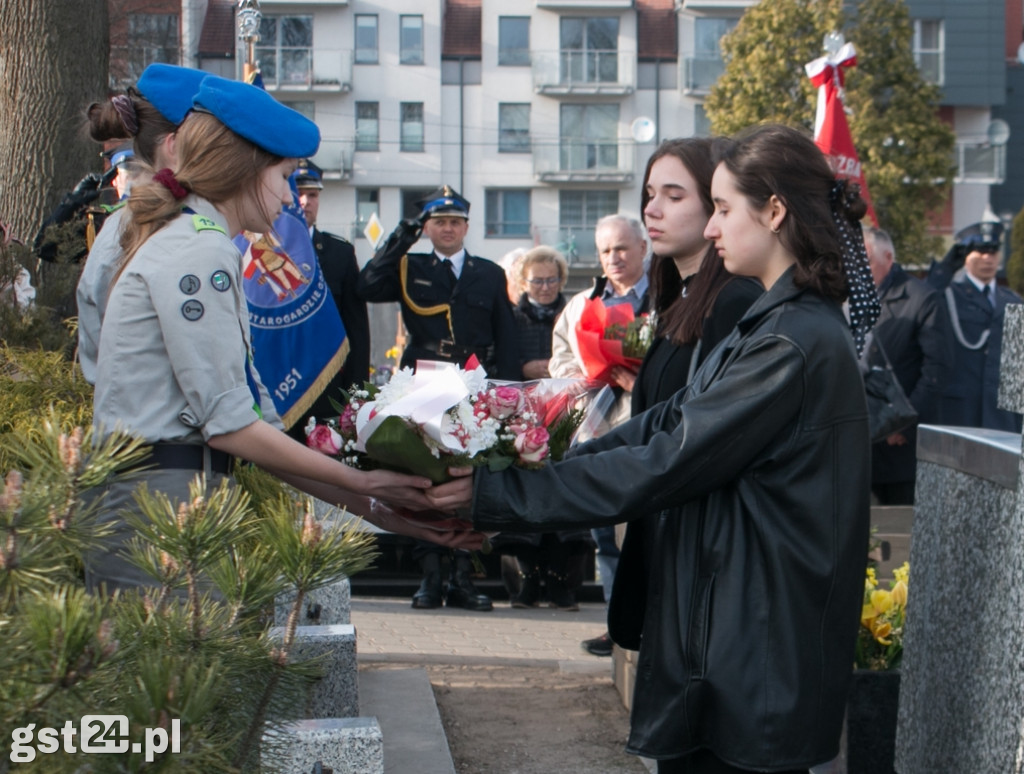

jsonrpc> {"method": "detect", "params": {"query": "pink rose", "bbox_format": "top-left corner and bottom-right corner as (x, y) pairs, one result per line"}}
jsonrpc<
(514, 427), (550, 464)
(487, 385), (525, 420)
(338, 404), (358, 437)
(307, 423), (343, 455)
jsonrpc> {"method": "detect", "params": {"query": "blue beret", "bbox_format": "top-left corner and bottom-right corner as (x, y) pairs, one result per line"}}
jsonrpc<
(956, 221), (1003, 249)
(108, 145), (134, 168)
(136, 64), (207, 126)
(192, 76), (320, 159)
(417, 185), (470, 219)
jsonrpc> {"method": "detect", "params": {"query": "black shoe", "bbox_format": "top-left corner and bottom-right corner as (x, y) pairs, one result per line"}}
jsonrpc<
(446, 578), (493, 611)
(581, 632), (613, 657)
(547, 590), (579, 612)
(411, 555), (443, 610)
(511, 566), (542, 608)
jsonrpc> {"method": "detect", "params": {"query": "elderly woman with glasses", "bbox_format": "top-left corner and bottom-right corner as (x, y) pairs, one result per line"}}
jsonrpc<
(513, 245), (569, 379)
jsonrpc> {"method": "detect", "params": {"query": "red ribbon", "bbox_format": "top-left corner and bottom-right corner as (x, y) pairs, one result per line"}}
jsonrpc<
(153, 168), (188, 200)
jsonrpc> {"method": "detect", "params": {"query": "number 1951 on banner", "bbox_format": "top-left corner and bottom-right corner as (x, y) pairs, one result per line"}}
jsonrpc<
(10, 716), (181, 763)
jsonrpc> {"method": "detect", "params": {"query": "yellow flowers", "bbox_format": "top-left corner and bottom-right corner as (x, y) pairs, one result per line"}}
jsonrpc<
(854, 561), (909, 671)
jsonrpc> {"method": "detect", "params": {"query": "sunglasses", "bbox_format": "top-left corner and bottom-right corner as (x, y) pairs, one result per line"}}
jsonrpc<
(526, 277), (561, 287)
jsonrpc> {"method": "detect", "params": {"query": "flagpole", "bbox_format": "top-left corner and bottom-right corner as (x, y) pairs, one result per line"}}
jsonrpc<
(237, 0), (262, 82)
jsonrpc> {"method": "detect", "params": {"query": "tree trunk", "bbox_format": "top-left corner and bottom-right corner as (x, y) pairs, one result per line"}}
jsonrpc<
(0, 0), (109, 243)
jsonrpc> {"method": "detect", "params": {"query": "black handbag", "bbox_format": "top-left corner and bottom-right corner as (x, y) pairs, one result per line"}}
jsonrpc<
(861, 334), (918, 444)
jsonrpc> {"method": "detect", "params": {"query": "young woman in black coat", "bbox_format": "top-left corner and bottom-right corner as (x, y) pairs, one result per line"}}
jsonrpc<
(428, 125), (877, 774)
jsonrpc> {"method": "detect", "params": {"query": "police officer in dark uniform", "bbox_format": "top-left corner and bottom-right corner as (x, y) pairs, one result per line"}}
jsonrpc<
(357, 186), (519, 380)
(288, 160), (370, 440)
(357, 186), (518, 611)
(938, 221), (1023, 432)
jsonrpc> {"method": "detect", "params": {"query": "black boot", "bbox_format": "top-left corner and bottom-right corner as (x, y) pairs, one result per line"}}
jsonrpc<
(511, 558), (542, 609)
(411, 553), (443, 609)
(545, 569), (579, 611)
(446, 554), (493, 611)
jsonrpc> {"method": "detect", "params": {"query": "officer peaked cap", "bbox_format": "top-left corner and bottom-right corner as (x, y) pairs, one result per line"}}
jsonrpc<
(292, 159), (324, 189)
(136, 64), (208, 126)
(955, 221), (1003, 250)
(192, 76), (321, 159)
(417, 186), (470, 219)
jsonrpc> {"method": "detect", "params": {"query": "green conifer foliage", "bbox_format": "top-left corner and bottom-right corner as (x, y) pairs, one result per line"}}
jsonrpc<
(1007, 207), (1024, 295)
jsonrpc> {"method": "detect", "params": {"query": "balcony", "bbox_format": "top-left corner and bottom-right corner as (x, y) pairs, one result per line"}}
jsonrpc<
(245, 46), (353, 91)
(313, 138), (354, 181)
(536, 0), (633, 8)
(682, 55), (725, 96)
(954, 140), (1007, 184)
(533, 50), (634, 96)
(534, 140), (636, 183)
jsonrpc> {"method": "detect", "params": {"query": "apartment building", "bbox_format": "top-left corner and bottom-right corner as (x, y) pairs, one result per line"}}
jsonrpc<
(115, 0), (1022, 268)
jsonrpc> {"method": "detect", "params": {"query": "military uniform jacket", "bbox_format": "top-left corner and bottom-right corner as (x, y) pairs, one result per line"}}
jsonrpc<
(77, 207), (126, 384)
(941, 275), (1023, 432)
(357, 245), (519, 379)
(870, 264), (954, 484)
(94, 195), (280, 443)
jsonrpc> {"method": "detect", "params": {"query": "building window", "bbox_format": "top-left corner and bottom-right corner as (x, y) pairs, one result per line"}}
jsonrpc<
(684, 17), (736, 93)
(558, 190), (619, 261)
(400, 15), (424, 65)
(485, 190), (531, 237)
(401, 103), (424, 152)
(256, 15), (313, 88)
(560, 17), (618, 84)
(355, 14), (378, 64)
(122, 13), (179, 81)
(694, 104), (711, 138)
(560, 103), (619, 171)
(402, 188), (435, 221)
(913, 19), (944, 86)
(498, 104), (530, 153)
(355, 102), (379, 151)
(356, 189), (380, 236)
(498, 16), (530, 66)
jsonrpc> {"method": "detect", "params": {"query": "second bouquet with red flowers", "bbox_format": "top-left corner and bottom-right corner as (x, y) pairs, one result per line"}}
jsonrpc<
(305, 359), (590, 483)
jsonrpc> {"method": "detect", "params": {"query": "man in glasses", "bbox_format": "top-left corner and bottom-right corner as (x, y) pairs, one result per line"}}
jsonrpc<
(941, 220), (1023, 431)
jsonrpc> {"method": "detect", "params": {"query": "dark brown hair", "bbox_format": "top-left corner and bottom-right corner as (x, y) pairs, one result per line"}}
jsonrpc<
(712, 124), (862, 302)
(86, 87), (177, 166)
(641, 137), (739, 345)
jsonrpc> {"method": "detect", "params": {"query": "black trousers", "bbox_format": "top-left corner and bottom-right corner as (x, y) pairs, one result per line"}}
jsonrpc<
(656, 749), (809, 774)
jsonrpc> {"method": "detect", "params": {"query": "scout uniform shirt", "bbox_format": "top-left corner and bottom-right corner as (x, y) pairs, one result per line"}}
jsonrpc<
(77, 206), (126, 385)
(93, 195), (281, 443)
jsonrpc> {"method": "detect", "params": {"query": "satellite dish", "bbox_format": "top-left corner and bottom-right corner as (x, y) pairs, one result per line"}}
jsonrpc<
(1018, 42), (1024, 65)
(631, 117), (657, 144)
(988, 119), (1011, 146)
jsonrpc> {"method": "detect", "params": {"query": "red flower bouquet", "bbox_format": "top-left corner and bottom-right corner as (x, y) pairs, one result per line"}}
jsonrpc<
(574, 298), (654, 385)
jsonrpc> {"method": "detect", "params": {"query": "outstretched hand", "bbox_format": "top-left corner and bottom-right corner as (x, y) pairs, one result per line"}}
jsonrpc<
(365, 498), (484, 550)
(425, 466), (475, 512)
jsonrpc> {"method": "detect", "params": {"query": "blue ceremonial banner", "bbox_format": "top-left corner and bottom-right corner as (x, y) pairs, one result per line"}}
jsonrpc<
(235, 195), (349, 429)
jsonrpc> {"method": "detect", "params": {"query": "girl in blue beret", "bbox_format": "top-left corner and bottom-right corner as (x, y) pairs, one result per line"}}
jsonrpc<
(88, 80), (481, 592)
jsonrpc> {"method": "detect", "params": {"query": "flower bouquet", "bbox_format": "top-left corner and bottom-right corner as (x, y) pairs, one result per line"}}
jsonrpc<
(854, 561), (909, 671)
(574, 297), (654, 385)
(305, 358), (590, 484)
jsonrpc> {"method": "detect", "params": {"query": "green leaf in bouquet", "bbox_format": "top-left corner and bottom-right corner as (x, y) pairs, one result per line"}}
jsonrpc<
(364, 415), (459, 484)
(486, 453), (514, 473)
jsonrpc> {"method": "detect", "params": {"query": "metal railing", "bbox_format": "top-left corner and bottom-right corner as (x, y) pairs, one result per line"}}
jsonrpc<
(954, 140), (1006, 184)
(682, 55), (725, 95)
(532, 50), (634, 93)
(533, 139), (636, 181)
(244, 46), (353, 91)
(313, 138), (355, 180)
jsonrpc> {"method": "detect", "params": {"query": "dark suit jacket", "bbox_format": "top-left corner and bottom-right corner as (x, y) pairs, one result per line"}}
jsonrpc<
(357, 246), (519, 380)
(288, 229), (370, 440)
(870, 264), (954, 485)
(941, 274), (1023, 432)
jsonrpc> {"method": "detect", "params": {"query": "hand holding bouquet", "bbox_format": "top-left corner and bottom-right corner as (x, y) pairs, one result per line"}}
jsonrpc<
(574, 298), (654, 385)
(306, 359), (589, 484)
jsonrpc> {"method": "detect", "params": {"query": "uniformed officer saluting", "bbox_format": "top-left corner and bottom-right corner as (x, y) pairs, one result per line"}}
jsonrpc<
(89, 76), (481, 591)
(357, 186), (520, 380)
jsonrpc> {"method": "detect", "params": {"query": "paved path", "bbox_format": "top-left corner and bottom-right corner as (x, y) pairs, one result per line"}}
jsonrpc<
(351, 595), (612, 672)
